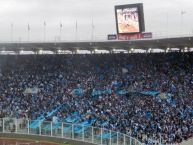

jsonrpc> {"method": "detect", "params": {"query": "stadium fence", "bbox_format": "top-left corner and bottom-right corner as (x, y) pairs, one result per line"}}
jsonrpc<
(0, 117), (142, 145)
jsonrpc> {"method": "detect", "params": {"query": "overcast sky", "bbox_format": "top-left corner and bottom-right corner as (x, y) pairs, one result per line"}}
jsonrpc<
(0, 0), (193, 42)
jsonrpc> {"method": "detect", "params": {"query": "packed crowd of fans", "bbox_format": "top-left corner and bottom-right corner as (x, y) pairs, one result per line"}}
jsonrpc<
(0, 52), (192, 144)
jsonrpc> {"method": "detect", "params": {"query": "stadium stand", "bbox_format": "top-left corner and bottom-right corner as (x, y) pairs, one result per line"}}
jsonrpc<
(0, 52), (192, 144)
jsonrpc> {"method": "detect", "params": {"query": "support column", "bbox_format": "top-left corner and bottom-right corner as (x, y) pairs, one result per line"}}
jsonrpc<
(130, 137), (132, 145)
(39, 120), (41, 135)
(28, 120), (30, 134)
(3, 118), (4, 133)
(187, 47), (190, 52)
(124, 134), (126, 145)
(62, 123), (64, 138)
(15, 118), (17, 133)
(117, 132), (119, 145)
(101, 128), (103, 145)
(15, 50), (20, 55)
(72, 124), (74, 139)
(51, 122), (53, 136)
(109, 50), (114, 54)
(82, 125), (85, 141)
(54, 50), (58, 55)
(92, 127), (94, 143)
(90, 50), (94, 54)
(110, 130), (112, 145)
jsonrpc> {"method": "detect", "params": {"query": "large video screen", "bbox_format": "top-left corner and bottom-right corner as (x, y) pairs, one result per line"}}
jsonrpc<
(115, 3), (145, 34)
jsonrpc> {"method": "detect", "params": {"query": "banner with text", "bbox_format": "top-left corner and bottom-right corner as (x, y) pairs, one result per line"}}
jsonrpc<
(118, 32), (152, 40)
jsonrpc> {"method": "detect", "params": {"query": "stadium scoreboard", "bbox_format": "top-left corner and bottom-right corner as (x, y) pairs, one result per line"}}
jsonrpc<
(115, 3), (145, 34)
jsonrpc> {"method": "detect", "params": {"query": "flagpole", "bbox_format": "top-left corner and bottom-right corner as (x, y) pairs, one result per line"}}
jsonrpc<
(27, 23), (30, 42)
(166, 12), (168, 38)
(75, 20), (77, 42)
(59, 22), (62, 41)
(180, 12), (183, 35)
(43, 21), (46, 42)
(11, 23), (13, 42)
(180, 11), (186, 35)
(91, 18), (94, 42)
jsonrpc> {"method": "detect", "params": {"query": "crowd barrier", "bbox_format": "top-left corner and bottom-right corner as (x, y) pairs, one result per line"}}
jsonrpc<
(0, 117), (142, 145)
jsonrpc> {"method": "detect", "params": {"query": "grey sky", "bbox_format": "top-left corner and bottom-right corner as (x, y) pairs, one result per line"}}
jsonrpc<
(0, 0), (193, 41)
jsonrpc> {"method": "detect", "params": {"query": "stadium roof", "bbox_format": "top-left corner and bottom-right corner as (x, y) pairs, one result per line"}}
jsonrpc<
(0, 36), (192, 53)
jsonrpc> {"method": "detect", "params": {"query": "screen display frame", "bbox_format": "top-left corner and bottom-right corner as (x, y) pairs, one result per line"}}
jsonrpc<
(115, 3), (145, 34)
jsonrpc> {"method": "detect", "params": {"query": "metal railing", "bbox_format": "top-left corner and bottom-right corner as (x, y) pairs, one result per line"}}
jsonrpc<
(0, 117), (142, 145)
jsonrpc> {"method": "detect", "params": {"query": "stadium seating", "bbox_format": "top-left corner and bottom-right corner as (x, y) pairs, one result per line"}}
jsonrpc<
(0, 53), (192, 144)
